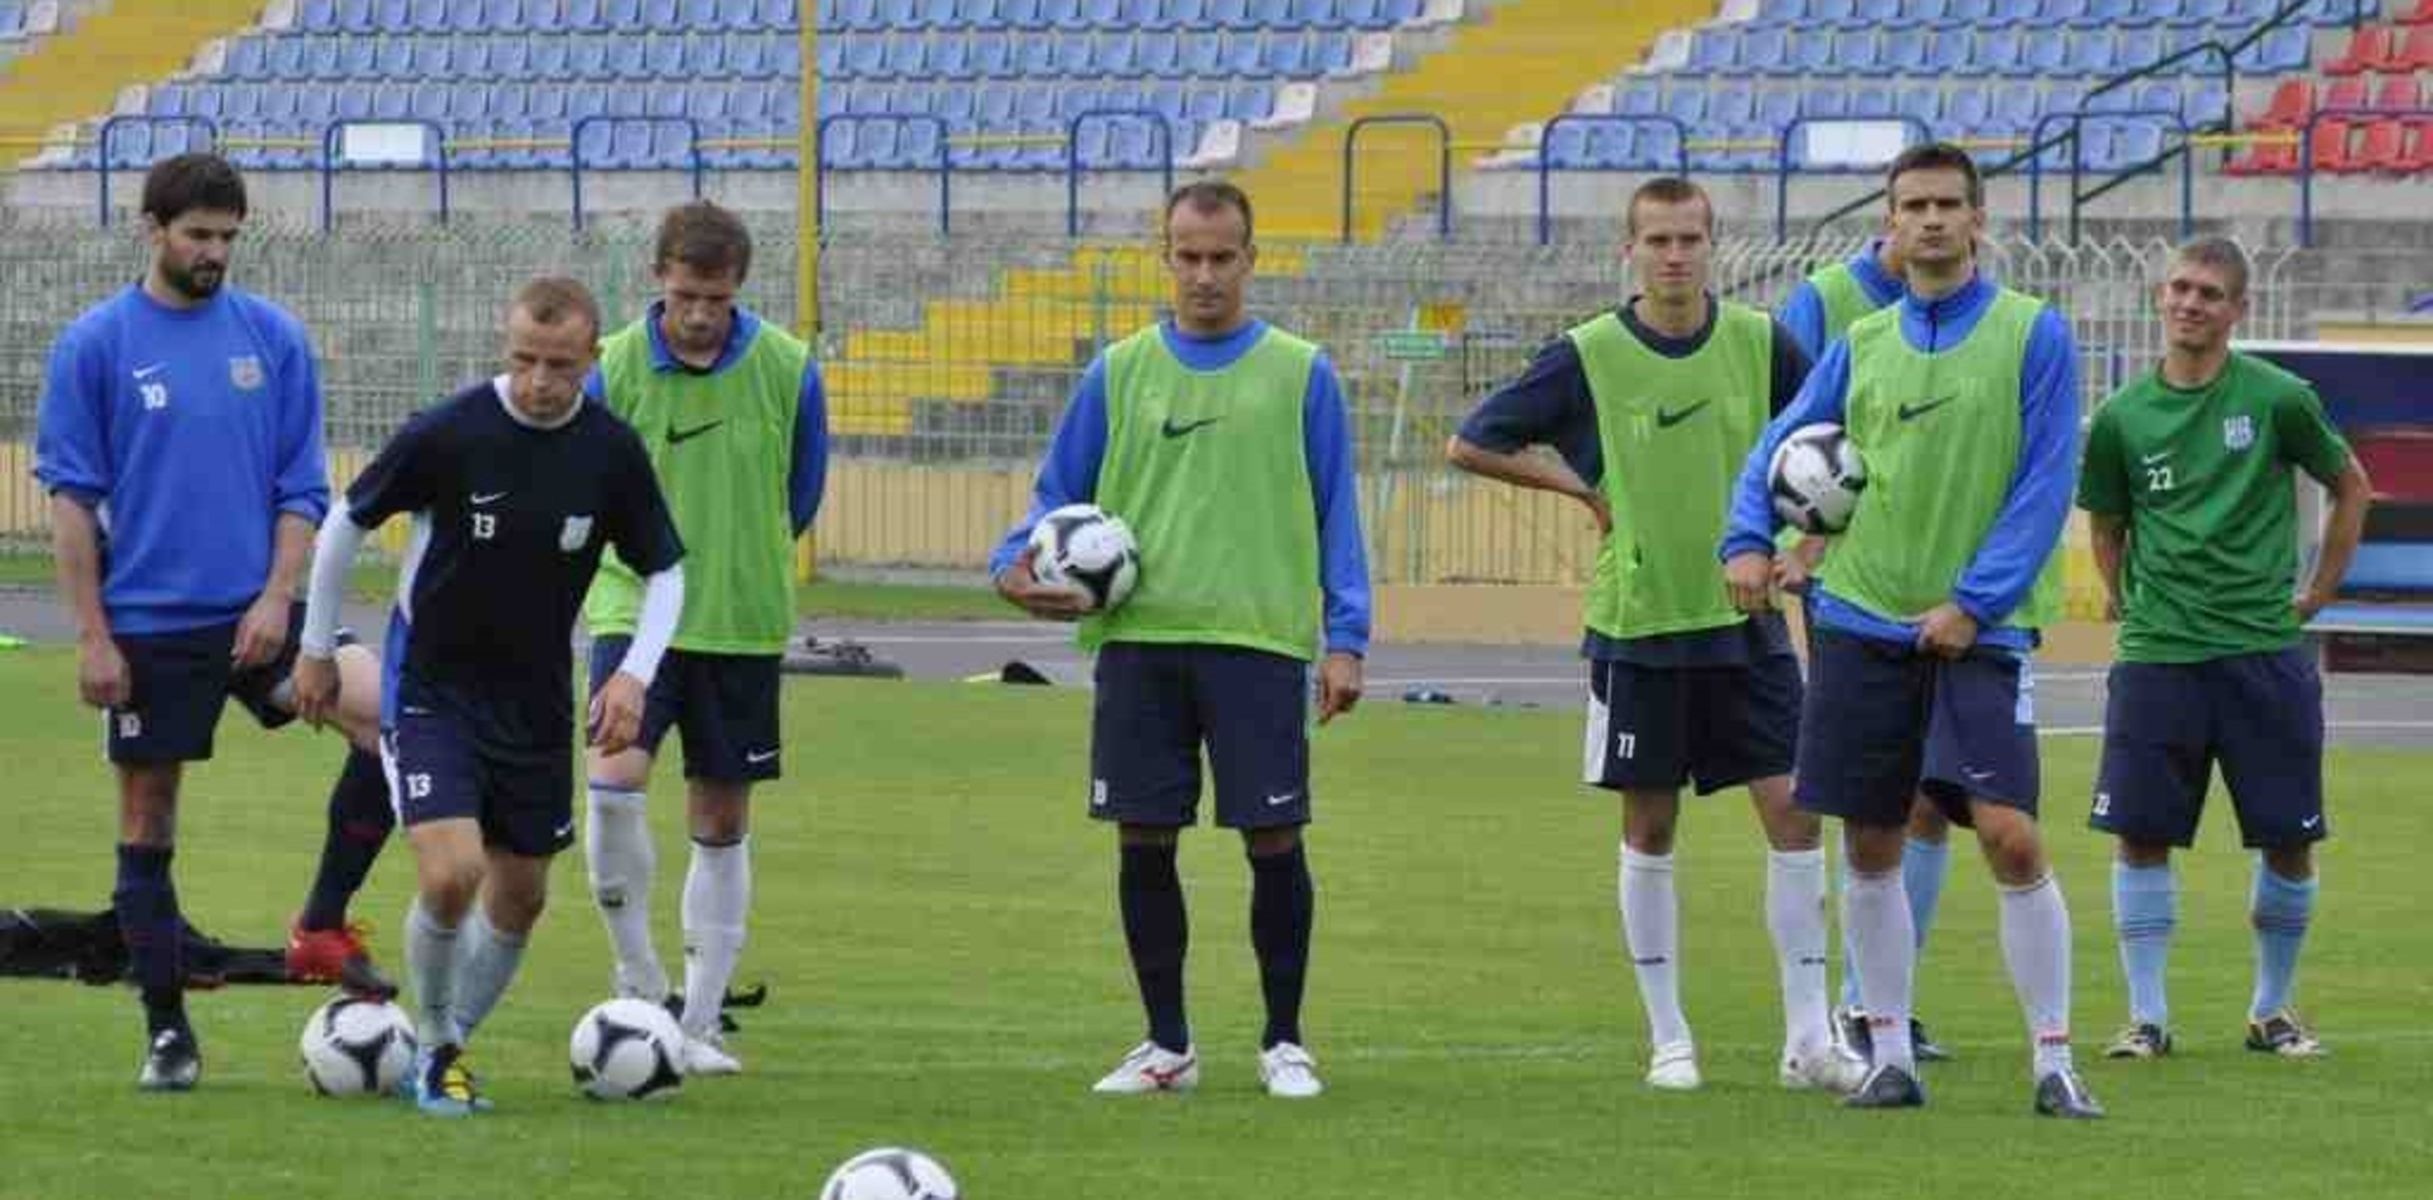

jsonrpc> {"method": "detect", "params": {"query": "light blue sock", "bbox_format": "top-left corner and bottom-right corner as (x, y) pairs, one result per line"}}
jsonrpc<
(1903, 836), (1951, 953)
(2250, 863), (2318, 1020)
(2112, 861), (2176, 1027)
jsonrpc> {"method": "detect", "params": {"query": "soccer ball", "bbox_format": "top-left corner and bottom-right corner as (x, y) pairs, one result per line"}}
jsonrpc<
(568, 997), (685, 1101)
(819, 1147), (961, 1200)
(298, 994), (416, 1097)
(1768, 422), (1867, 535)
(1027, 502), (1141, 612)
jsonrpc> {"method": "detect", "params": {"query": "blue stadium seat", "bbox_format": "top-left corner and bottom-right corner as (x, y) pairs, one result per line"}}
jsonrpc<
(647, 85), (688, 118)
(529, 33), (570, 77)
(373, 82), (413, 120)
(2116, 26), (2164, 71)
(733, 77), (774, 119)
(1710, 81), (1755, 126)
(974, 31), (1014, 74)
(1341, 0), (1394, 27)
(1793, 30), (1838, 73)
(2068, 29), (2117, 75)
(602, 0), (644, 30)
(2234, 27), (2306, 72)
(1748, 29), (1797, 76)
(453, 36), (492, 77)
(999, 0), (1041, 26)
(149, 82), (191, 117)
(2128, 0), (2182, 22)
(2019, 28), (2066, 75)
(226, 36), (268, 79)
(1616, 79), (1662, 115)
(1901, 0), (1947, 21)
(446, 0), (485, 29)
(1946, 82), (1991, 131)
(2024, 0), (2083, 26)
(1634, 122), (1682, 169)
(1538, 122), (1589, 168)
(1014, 32), (1052, 73)
(2168, 0), (2225, 22)
(642, 32), (684, 76)
(375, 0), (412, 27)
(1266, 30), (1310, 75)
(1145, 78), (1184, 117)
(1937, 0), (1991, 23)
(906, 0), (954, 25)
(414, 35), (457, 78)
(1226, 79), (1273, 121)
(1689, 26), (1740, 73)
(1077, 0), (1124, 26)
(1897, 82), (1940, 126)
(488, 80), (530, 119)
(1850, 0), (1901, 24)
(1851, 83), (1894, 117)
(567, 0), (605, 26)
(298, 82), (339, 124)
(770, 33), (802, 74)
(726, 29), (771, 75)
(1804, 86), (1848, 119)
(1099, 30), (1138, 75)
(1987, 0), (2035, 22)
(688, 31), (730, 74)
(450, 79), (490, 119)
(336, 0), (379, 32)
(1165, 0), (1211, 25)
(720, 0), (766, 27)
(409, 0), (449, 31)
(2185, 78), (2227, 124)
(1053, 31), (1094, 74)
(1925, 27), (1971, 72)
(375, 36), (413, 78)
(489, 0), (533, 31)
(1206, 0), (1250, 28)
(1811, 0), (1857, 24)
(1665, 86), (1706, 126)
(1881, 28), (1929, 74)
(1837, 29), (1882, 75)
(1753, 0), (1804, 25)
(1175, 31), (1220, 73)
(1222, 29), (1266, 73)
(846, 33), (887, 74)
(676, 0), (719, 27)
(299, 35), (341, 79)
(2306, 0), (2373, 26)
(410, 80), (449, 121)
(2073, 0), (2134, 26)
(1184, 81), (1226, 121)
(931, 31), (973, 75)
(1137, 28), (1179, 75)
(567, 82), (611, 121)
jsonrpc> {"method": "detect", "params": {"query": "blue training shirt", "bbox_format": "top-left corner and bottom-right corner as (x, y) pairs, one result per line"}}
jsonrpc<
(351, 379), (684, 752)
(1721, 272), (2080, 652)
(987, 319), (1374, 658)
(34, 283), (330, 635)
(580, 301), (830, 536)
(1774, 238), (1907, 363)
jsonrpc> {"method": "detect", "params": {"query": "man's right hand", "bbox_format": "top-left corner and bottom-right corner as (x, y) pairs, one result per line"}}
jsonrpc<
(76, 633), (129, 710)
(995, 544), (1093, 622)
(1723, 551), (1775, 615)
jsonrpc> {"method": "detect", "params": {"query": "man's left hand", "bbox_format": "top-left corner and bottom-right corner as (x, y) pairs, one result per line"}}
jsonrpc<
(1916, 602), (1980, 660)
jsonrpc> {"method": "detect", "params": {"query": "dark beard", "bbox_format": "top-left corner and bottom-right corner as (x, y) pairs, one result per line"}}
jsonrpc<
(161, 261), (223, 301)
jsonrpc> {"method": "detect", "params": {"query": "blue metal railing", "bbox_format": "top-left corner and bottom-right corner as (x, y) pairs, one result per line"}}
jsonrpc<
(2298, 105), (2433, 246)
(1063, 109), (1175, 239)
(1771, 115), (1933, 243)
(568, 115), (704, 231)
(318, 118), (451, 233)
(96, 115), (221, 227)
(2026, 107), (2196, 243)
(1341, 113), (1451, 244)
(1532, 113), (1691, 246)
(814, 114), (953, 237)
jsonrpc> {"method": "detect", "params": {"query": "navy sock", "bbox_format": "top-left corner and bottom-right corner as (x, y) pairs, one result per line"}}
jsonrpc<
(300, 748), (394, 932)
(1118, 841), (1189, 1053)
(113, 843), (185, 1035)
(1249, 842), (1314, 1051)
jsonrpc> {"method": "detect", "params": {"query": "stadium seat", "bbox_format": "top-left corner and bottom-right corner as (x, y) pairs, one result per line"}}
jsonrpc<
(1837, 30), (1883, 75)
(2168, 0), (2225, 22)
(1977, 26), (2024, 73)
(2020, 30), (2067, 75)
(1947, 82), (1991, 131)
(2352, 117), (2411, 170)
(1752, 0), (1804, 22)
(2255, 79), (2313, 127)
(529, 33), (570, 76)
(1664, 86), (1707, 127)
(2324, 74), (2370, 112)
(408, 0), (448, 30)
(2324, 25), (2397, 75)
(2311, 117), (2357, 172)
(1881, 28), (1929, 74)
(2068, 29), (2118, 75)
(2073, 0), (2134, 26)
(2116, 26), (2164, 71)
(1689, 26), (1740, 73)
(1987, 0), (2035, 21)
(2402, 25), (2433, 68)
(1898, 82), (1941, 126)
(2373, 74), (2422, 111)
(2232, 27), (2306, 72)
(1793, 31), (1837, 74)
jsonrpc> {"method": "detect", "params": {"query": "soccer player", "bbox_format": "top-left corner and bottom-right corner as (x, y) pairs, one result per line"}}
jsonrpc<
(291, 277), (685, 1117)
(578, 201), (827, 1076)
(1445, 178), (1860, 1094)
(1721, 143), (2104, 1117)
(2078, 237), (2371, 1061)
(990, 181), (1369, 1100)
(33, 152), (390, 1089)
(1777, 236), (1958, 1063)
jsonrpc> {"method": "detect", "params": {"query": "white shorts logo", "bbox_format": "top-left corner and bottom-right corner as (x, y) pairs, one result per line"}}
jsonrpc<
(116, 712), (142, 739)
(1091, 779), (1109, 807)
(559, 514), (594, 553)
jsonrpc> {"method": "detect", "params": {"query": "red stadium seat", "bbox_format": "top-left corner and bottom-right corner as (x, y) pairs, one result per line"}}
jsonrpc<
(2400, 0), (2433, 24)
(2323, 75), (2371, 113)
(2372, 74), (2422, 111)
(2254, 78), (2314, 128)
(2224, 135), (2298, 174)
(2323, 24), (2395, 75)
(2399, 24), (2433, 69)
(2311, 118), (2358, 172)
(2397, 118), (2433, 172)
(2347, 118), (2405, 171)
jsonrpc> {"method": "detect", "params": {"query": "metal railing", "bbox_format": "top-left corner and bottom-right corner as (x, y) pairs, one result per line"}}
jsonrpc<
(1533, 114), (1690, 246)
(2025, 107), (2197, 244)
(1772, 114), (1933, 243)
(1342, 113), (1452, 244)
(1063, 108), (1175, 239)
(567, 115), (704, 231)
(814, 113), (953, 237)
(2298, 105), (2433, 246)
(318, 118), (452, 233)
(95, 115), (220, 227)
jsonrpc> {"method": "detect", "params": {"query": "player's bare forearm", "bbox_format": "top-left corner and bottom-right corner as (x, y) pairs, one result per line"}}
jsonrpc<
(2089, 513), (2128, 621)
(266, 511), (317, 601)
(48, 494), (110, 643)
(1444, 436), (1592, 502)
(2301, 461), (2374, 613)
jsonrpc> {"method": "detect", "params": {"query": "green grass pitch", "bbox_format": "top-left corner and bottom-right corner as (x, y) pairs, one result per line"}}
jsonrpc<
(1, 647), (2427, 1199)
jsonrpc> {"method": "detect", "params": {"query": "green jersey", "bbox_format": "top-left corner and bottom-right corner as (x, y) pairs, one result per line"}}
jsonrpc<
(1825, 286), (2067, 628)
(1569, 302), (1775, 640)
(582, 315), (810, 656)
(1086, 323), (1324, 660)
(2078, 351), (2352, 663)
(1807, 262), (1889, 344)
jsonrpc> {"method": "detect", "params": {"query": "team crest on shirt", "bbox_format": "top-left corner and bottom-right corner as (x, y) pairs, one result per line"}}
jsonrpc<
(559, 515), (594, 552)
(228, 355), (265, 391)
(2223, 414), (2256, 451)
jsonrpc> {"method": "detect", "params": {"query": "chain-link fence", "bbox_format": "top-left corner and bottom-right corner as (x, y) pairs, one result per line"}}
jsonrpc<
(0, 212), (2306, 589)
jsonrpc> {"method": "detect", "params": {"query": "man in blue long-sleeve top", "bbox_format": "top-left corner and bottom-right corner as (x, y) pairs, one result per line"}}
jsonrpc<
(990, 181), (1370, 1101)
(34, 154), (389, 1089)
(1718, 144), (2103, 1119)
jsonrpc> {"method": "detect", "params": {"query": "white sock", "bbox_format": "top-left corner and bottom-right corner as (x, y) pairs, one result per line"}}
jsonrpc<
(2000, 873), (2076, 1078)
(1845, 868), (1915, 1071)
(680, 836), (752, 1040)
(450, 907), (529, 1040)
(1766, 847), (1833, 1057)
(586, 785), (668, 1000)
(1619, 845), (1690, 1051)
(404, 899), (462, 1048)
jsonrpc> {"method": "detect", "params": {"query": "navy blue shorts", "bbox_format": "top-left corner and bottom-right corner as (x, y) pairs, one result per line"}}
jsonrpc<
(589, 637), (783, 783)
(382, 679), (574, 858)
(1795, 629), (2042, 828)
(105, 601), (304, 764)
(1582, 656), (1800, 795)
(2091, 648), (2326, 849)
(1089, 642), (1310, 830)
